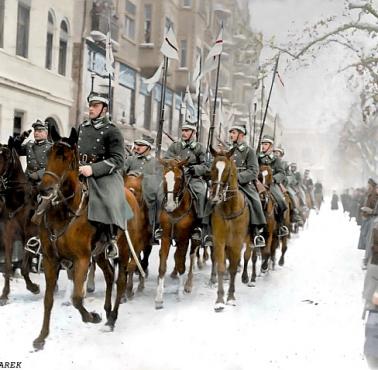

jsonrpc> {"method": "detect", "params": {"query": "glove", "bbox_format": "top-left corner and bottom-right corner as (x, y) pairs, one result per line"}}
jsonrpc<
(28, 172), (39, 181)
(187, 166), (196, 176)
(21, 130), (32, 140)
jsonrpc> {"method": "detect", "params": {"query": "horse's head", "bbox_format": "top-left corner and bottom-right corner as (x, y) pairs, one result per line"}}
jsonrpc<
(258, 165), (273, 187)
(39, 127), (78, 201)
(160, 158), (189, 212)
(0, 143), (12, 178)
(209, 146), (236, 204)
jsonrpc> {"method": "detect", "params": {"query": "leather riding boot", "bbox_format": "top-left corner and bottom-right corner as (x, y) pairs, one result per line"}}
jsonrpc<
(105, 225), (119, 260)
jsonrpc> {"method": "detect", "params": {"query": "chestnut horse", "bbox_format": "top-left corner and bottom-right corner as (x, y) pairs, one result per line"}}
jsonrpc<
(155, 159), (200, 309)
(33, 128), (142, 350)
(0, 138), (40, 305)
(242, 165), (277, 287)
(210, 148), (250, 311)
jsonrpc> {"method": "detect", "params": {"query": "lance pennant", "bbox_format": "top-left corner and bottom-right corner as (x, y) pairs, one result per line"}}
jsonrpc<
(165, 37), (178, 52)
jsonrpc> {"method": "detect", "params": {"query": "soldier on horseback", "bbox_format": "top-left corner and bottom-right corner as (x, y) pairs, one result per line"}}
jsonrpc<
(13, 120), (52, 185)
(77, 93), (133, 259)
(303, 169), (315, 208)
(164, 122), (211, 245)
(258, 135), (289, 237)
(228, 124), (266, 247)
(124, 135), (162, 243)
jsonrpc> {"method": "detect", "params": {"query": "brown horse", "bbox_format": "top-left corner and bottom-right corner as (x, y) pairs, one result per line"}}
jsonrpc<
(209, 147), (250, 311)
(242, 165), (277, 286)
(0, 138), (40, 305)
(33, 128), (141, 350)
(155, 158), (200, 309)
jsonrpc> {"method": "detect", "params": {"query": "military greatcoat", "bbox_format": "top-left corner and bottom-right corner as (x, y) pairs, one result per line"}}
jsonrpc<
(231, 141), (266, 226)
(124, 153), (162, 224)
(258, 152), (287, 212)
(164, 139), (208, 219)
(15, 140), (52, 182)
(78, 116), (133, 230)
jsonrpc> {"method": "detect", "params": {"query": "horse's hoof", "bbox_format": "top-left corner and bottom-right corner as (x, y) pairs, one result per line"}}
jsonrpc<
(197, 261), (204, 270)
(90, 311), (102, 324)
(33, 338), (45, 351)
(278, 259), (284, 267)
(101, 322), (114, 332)
(120, 296), (127, 304)
(0, 298), (8, 306)
(155, 301), (164, 310)
(86, 286), (95, 294)
(214, 302), (225, 312)
(126, 290), (134, 300)
(137, 284), (144, 292)
(61, 301), (71, 307)
(241, 274), (248, 284)
(30, 284), (40, 295)
(226, 299), (236, 306)
(248, 281), (256, 287)
(170, 272), (178, 280)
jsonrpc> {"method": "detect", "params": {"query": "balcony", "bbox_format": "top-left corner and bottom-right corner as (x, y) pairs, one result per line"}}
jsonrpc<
(91, 1), (119, 41)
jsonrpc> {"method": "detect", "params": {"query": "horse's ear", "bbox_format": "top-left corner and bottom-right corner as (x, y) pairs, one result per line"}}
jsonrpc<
(210, 146), (218, 158)
(7, 136), (15, 149)
(226, 146), (236, 158)
(50, 125), (61, 143)
(68, 127), (78, 146)
(159, 158), (168, 167)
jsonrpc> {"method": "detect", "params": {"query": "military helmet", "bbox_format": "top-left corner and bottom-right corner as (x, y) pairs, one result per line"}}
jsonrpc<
(181, 122), (197, 131)
(273, 146), (285, 156)
(229, 124), (247, 135)
(134, 134), (154, 148)
(261, 135), (274, 144)
(32, 119), (48, 131)
(87, 93), (109, 106)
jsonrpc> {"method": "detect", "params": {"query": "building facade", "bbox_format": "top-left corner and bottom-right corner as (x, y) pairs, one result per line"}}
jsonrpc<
(0, 0), (75, 141)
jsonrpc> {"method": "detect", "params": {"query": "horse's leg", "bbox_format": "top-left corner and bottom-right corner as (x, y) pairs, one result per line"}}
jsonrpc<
(270, 235), (278, 271)
(242, 243), (252, 284)
(0, 225), (13, 305)
(196, 245), (203, 269)
(126, 260), (136, 299)
(261, 232), (272, 274)
(33, 257), (59, 350)
(279, 236), (288, 266)
(155, 235), (170, 309)
(72, 257), (102, 323)
(249, 248), (257, 287)
(141, 244), (152, 277)
(184, 240), (199, 293)
(227, 245), (240, 305)
(96, 254), (114, 319)
(21, 250), (40, 295)
(214, 238), (226, 312)
(209, 245), (217, 285)
(174, 238), (189, 299)
(62, 268), (74, 306)
(86, 261), (96, 293)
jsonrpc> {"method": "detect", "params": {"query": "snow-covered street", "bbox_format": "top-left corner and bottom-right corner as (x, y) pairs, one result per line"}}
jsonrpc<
(0, 204), (369, 370)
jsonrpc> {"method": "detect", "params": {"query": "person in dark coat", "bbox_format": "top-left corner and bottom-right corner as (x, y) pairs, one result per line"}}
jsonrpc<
(124, 135), (162, 243)
(164, 122), (210, 243)
(258, 135), (289, 237)
(78, 93), (133, 259)
(331, 191), (339, 210)
(13, 120), (53, 185)
(228, 124), (266, 247)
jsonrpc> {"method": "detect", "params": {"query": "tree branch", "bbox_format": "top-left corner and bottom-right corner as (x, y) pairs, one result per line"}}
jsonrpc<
(349, 2), (378, 19)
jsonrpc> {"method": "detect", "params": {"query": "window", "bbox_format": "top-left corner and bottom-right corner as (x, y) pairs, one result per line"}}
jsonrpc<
(180, 40), (187, 68)
(143, 4), (152, 43)
(0, 0), (4, 48)
(125, 0), (136, 40)
(58, 20), (68, 76)
(183, 0), (192, 7)
(45, 11), (54, 69)
(16, 1), (30, 57)
(13, 111), (24, 136)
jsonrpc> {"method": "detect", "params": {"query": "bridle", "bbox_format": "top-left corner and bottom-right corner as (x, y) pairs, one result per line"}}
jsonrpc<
(163, 167), (189, 212)
(211, 159), (238, 203)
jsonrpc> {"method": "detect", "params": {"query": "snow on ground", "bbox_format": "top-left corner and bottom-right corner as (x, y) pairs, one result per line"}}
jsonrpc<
(0, 203), (370, 370)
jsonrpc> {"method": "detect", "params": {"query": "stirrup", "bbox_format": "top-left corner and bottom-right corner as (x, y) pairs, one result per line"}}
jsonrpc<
(203, 235), (213, 247)
(105, 240), (119, 260)
(278, 225), (289, 237)
(192, 227), (202, 241)
(254, 235), (265, 248)
(154, 227), (162, 240)
(25, 237), (41, 255)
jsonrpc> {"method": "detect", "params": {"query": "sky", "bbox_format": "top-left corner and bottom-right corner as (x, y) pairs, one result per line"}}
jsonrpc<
(248, 0), (359, 131)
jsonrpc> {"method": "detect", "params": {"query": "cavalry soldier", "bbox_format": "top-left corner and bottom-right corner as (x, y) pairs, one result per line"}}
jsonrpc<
(287, 162), (306, 207)
(164, 121), (210, 244)
(124, 135), (162, 243)
(14, 120), (52, 185)
(228, 124), (266, 247)
(303, 169), (315, 208)
(77, 93), (133, 259)
(258, 135), (289, 237)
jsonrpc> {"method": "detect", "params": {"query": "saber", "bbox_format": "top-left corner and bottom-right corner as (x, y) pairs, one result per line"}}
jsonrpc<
(124, 224), (145, 278)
